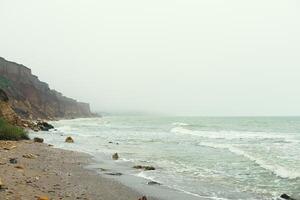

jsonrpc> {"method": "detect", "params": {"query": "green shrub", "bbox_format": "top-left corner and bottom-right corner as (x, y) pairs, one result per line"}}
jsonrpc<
(0, 118), (29, 140)
(0, 76), (11, 89)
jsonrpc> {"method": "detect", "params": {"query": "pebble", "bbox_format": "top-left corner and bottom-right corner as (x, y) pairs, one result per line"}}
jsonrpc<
(9, 158), (18, 164)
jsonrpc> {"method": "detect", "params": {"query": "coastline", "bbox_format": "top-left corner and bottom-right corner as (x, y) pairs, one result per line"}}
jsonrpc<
(0, 140), (156, 200)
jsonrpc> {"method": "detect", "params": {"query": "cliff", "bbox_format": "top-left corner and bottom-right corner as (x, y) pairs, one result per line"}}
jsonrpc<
(0, 57), (94, 120)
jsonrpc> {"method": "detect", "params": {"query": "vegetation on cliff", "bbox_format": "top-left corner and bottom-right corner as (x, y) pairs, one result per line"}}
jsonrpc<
(0, 118), (29, 140)
(0, 75), (11, 89)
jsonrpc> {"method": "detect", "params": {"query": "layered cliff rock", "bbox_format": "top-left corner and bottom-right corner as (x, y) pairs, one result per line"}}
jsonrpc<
(0, 57), (93, 120)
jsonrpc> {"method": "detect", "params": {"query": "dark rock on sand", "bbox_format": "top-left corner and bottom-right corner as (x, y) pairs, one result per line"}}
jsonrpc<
(133, 165), (156, 171)
(9, 158), (17, 164)
(105, 172), (123, 176)
(112, 153), (119, 160)
(147, 181), (161, 185)
(281, 194), (297, 200)
(34, 137), (44, 143)
(65, 137), (74, 143)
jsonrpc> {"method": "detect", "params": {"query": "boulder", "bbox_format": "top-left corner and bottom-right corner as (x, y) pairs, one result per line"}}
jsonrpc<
(112, 153), (119, 160)
(34, 137), (44, 143)
(65, 136), (74, 143)
(37, 121), (54, 131)
(133, 165), (156, 171)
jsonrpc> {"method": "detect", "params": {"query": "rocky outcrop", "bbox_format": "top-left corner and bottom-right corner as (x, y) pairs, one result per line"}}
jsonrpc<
(0, 57), (94, 120)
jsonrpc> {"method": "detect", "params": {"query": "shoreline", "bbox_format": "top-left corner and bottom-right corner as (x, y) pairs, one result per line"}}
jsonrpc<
(0, 140), (156, 200)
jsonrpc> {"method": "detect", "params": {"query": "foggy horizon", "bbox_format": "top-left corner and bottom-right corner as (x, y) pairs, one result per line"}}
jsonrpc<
(1, 0), (299, 116)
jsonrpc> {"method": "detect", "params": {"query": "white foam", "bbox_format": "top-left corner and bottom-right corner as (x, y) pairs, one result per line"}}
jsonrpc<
(171, 127), (294, 142)
(172, 122), (190, 126)
(199, 142), (300, 180)
(136, 172), (230, 200)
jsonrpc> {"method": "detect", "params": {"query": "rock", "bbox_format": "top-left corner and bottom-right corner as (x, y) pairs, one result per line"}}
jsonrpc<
(133, 165), (156, 171)
(65, 136), (74, 143)
(37, 121), (54, 131)
(23, 153), (37, 159)
(138, 196), (147, 200)
(37, 196), (49, 200)
(112, 153), (119, 160)
(3, 145), (16, 150)
(105, 172), (123, 176)
(9, 158), (17, 164)
(147, 181), (161, 185)
(0, 178), (3, 189)
(34, 137), (44, 143)
(280, 194), (296, 200)
(15, 165), (24, 169)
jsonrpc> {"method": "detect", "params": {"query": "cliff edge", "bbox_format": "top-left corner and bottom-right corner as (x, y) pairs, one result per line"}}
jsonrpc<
(0, 57), (94, 120)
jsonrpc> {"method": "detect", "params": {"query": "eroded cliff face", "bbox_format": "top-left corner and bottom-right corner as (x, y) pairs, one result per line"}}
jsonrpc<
(0, 89), (20, 124)
(0, 57), (93, 120)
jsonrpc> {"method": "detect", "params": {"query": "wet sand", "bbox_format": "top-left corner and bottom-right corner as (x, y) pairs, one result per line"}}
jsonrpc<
(0, 140), (155, 200)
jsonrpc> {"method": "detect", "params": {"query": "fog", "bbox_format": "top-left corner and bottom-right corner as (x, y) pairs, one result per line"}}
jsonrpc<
(0, 0), (299, 116)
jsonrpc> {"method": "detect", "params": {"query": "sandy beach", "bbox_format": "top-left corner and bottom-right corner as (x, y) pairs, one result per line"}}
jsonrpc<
(0, 140), (154, 200)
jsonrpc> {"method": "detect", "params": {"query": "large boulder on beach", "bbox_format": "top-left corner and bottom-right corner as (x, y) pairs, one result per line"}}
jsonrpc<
(65, 136), (74, 143)
(112, 153), (119, 160)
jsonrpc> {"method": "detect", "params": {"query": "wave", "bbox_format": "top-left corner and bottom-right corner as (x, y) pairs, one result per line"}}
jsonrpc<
(170, 126), (294, 142)
(172, 122), (190, 126)
(136, 172), (230, 200)
(199, 142), (300, 180)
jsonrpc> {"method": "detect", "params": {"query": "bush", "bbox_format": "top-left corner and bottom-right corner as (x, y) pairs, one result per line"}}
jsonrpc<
(0, 76), (11, 89)
(0, 118), (29, 140)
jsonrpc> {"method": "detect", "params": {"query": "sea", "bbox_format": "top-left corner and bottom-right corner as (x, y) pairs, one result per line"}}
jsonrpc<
(30, 116), (300, 200)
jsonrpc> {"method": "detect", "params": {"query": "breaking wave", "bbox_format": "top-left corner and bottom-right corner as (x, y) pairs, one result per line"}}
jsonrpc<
(170, 126), (293, 142)
(199, 142), (300, 180)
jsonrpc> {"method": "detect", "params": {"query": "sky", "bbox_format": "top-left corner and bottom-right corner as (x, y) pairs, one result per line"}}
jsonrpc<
(0, 0), (299, 116)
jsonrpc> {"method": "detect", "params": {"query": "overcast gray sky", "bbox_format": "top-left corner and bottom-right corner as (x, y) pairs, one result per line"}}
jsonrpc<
(0, 0), (299, 116)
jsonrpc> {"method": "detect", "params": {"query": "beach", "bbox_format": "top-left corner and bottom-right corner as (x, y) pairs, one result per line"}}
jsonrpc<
(28, 117), (300, 200)
(0, 140), (152, 200)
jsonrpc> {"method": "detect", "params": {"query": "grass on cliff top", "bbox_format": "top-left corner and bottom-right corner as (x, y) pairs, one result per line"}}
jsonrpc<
(0, 118), (29, 140)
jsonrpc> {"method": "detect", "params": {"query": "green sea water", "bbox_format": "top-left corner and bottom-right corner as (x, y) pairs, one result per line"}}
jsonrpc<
(31, 116), (300, 200)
